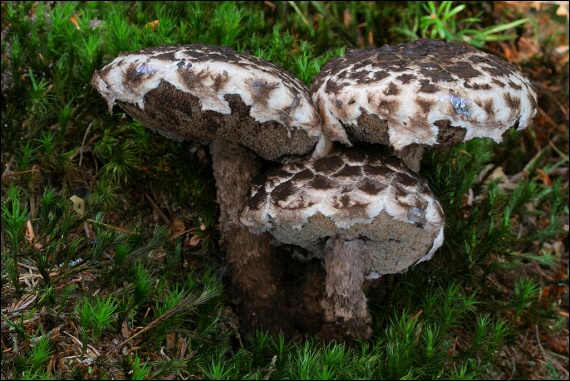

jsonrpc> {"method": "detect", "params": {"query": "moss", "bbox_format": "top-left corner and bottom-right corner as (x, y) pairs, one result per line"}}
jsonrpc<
(1, 2), (567, 379)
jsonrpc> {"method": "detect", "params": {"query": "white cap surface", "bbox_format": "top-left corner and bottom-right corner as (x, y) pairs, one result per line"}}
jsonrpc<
(312, 39), (538, 150)
(92, 44), (324, 160)
(241, 150), (445, 275)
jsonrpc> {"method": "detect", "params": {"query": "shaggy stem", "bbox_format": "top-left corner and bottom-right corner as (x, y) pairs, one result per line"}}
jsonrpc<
(320, 236), (373, 340)
(394, 145), (424, 173)
(209, 139), (292, 337)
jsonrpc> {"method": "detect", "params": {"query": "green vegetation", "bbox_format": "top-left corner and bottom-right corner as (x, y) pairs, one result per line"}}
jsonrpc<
(2, 1), (568, 379)
(392, 1), (531, 47)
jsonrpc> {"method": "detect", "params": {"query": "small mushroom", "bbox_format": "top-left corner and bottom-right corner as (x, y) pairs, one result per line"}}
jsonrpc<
(241, 149), (445, 339)
(311, 39), (538, 172)
(92, 44), (325, 337)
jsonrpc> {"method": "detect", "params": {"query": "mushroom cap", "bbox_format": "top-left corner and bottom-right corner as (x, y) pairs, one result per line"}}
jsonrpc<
(92, 44), (324, 161)
(311, 39), (538, 151)
(240, 149), (445, 276)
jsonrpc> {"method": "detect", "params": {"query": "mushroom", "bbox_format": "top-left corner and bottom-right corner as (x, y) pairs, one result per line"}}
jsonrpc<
(241, 148), (445, 339)
(311, 39), (538, 172)
(92, 44), (325, 337)
(92, 44), (327, 160)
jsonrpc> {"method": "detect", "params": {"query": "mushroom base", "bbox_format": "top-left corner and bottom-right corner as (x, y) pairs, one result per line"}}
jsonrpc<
(210, 141), (379, 341)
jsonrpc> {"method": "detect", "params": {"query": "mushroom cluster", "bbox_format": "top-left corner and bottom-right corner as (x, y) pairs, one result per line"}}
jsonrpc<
(241, 149), (445, 339)
(92, 44), (325, 336)
(92, 39), (537, 341)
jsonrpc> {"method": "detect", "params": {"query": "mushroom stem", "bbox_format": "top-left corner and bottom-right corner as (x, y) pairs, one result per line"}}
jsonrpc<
(209, 140), (291, 337)
(394, 145), (424, 173)
(319, 236), (373, 340)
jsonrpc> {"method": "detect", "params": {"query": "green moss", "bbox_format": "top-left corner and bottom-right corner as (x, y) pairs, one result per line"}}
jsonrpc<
(1, 1), (567, 379)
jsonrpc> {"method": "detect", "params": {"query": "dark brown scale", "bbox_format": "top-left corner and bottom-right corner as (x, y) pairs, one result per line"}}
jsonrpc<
(312, 156), (345, 174)
(309, 175), (334, 190)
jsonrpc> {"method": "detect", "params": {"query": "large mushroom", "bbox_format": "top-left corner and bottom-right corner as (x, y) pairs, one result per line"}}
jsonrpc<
(311, 39), (538, 172)
(241, 149), (445, 339)
(92, 44), (325, 337)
